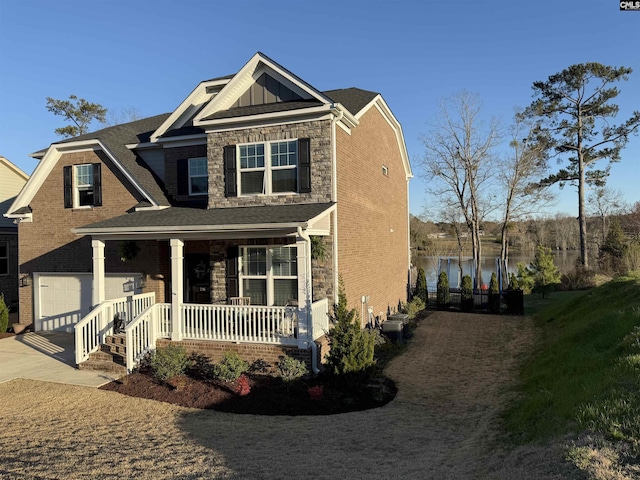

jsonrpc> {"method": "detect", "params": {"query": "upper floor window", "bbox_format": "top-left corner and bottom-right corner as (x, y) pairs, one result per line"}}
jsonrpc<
(0, 242), (7, 276)
(238, 140), (298, 195)
(188, 157), (208, 196)
(64, 163), (102, 208)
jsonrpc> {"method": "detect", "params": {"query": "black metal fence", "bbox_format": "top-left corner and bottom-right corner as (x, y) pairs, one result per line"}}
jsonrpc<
(425, 287), (524, 315)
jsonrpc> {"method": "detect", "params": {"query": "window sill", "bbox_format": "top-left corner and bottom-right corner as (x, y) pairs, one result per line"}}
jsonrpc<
(71, 206), (96, 211)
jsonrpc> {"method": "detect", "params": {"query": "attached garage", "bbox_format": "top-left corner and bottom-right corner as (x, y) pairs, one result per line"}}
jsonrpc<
(34, 273), (142, 332)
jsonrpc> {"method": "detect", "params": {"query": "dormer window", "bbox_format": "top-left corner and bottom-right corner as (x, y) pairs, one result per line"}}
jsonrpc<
(188, 157), (208, 195)
(63, 163), (102, 208)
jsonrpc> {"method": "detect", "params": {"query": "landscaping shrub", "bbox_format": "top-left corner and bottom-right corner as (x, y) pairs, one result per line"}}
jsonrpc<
(488, 272), (500, 313)
(560, 265), (596, 291)
(213, 351), (249, 383)
(415, 267), (427, 304)
(436, 271), (450, 310)
(234, 374), (251, 396)
(277, 355), (308, 382)
(325, 279), (376, 377)
(150, 344), (190, 381)
(406, 296), (425, 320)
(0, 294), (9, 334)
(461, 275), (474, 312)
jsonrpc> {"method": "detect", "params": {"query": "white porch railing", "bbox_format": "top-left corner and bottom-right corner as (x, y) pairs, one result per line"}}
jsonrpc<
(74, 292), (156, 365)
(310, 298), (329, 340)
(125, 302), (170, 372)
(181, 304), (299, 345)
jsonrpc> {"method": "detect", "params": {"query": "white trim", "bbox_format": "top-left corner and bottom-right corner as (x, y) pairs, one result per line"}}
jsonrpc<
(73, 222), (305, 235)
(239, 244), (298, 306)
(237, 139), (299, 196)
(154, 134), (208, 147)
(150, 78), (230, 142)
(7, 139), (160, 219)
(203, 112), (335, 133)
(195, 105), (333, 128)
(195, 52), (335, 123)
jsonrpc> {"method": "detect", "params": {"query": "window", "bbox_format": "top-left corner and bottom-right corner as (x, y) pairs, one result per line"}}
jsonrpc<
(189, 157), (208, 195)
(239, 246), (297, 306)
(238, 140), (298, 195)
(0, 242), (7, 276)
(64, 163), (102, 208)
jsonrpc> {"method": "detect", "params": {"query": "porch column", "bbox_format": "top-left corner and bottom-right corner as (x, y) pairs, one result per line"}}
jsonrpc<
(92, 239), (106, 307)
(170, 239), (184, 341)
(296, 232), (312, 347)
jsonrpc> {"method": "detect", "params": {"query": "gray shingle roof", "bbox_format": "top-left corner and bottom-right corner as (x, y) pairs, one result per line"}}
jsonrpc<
(74, 202), (335, 233)
(201, 100), (324, 122)
(52, 114), (173, 206)
(323, 88), (379, 116)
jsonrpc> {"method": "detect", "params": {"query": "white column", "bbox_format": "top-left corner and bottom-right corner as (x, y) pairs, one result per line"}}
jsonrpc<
(92, 239), (106, 307)
(170, 239), (184, 341)
(296, 232), (312, 347)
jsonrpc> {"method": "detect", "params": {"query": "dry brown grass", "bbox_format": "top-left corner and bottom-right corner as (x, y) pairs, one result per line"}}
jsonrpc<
(0, 312), (582, 479)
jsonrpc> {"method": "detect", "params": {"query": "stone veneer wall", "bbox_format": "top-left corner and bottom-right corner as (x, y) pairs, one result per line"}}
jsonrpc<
(206, 119), (333, 208)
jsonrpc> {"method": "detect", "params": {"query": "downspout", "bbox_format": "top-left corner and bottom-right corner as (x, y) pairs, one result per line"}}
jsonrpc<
(330, 105), (343, 305)
(297, 226), (319, 374)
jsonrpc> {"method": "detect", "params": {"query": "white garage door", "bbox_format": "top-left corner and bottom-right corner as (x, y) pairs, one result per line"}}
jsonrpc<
(35, 273), (142, 332)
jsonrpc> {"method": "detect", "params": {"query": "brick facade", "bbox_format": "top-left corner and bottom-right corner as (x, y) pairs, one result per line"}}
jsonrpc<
(0, 233), (18, 309)
(156, 336), (328, 372)
(17, 150), (166, 324)
(336, 106), (409, 324)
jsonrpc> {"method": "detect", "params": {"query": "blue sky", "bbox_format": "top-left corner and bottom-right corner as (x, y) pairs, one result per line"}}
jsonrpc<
(1, 0), (638, 217)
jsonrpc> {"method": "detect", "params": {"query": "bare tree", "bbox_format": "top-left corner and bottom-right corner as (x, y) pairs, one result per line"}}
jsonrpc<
(106, 106), (143, 126)
(497, 114), (551, 285)
(419, 91), (500, 287)
(587, 187), (626, 248)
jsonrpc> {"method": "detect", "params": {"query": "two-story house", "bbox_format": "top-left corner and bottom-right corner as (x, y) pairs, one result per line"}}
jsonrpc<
(6, 53), (411, 372)
(0, 156), (29, 313)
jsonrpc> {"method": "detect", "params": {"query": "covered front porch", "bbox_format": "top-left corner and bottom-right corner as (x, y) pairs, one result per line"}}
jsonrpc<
(72, 203), (335, 372)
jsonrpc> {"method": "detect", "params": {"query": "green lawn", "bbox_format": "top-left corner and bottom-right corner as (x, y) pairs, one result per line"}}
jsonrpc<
(505, 273), (640, 446)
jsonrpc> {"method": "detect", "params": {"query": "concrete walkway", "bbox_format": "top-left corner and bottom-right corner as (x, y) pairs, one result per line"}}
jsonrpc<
(0, 332), (119, 386)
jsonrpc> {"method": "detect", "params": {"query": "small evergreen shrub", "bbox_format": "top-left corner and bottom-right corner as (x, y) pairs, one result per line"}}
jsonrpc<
(488, 272), (500, 313)
(277, 355), (308, 382)
(213, 352), (249, 383)
(461, 275), (474, 312)
(436, 271), (450, 310)
(150, 344), (190, 381)
(415, 267), (427, 304)
(248, 358), (271, 374)
(325, 278), (376, 376)
(406, 296), (425, 319)
(0, 294), (9, 334)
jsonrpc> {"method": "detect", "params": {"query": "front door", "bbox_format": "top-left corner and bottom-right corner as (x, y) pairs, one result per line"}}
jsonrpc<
(185, 254), (211, 304)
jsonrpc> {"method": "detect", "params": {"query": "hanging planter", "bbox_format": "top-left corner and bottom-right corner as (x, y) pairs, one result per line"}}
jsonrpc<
(119, 241), (140, 262)
(310, 236), (326, 262)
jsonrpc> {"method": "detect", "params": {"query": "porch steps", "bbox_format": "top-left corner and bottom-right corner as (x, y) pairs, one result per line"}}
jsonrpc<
(78, 334), (127, 375)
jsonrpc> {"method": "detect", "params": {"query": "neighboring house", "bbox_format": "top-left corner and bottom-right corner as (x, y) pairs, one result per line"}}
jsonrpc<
(0, 156), (29, 311)
(7, 52), (412, 372)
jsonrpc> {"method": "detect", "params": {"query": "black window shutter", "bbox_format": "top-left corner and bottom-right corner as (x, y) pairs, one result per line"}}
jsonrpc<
(223, 145), (237, 197)
(63, 166), (73, 208)
(92, 163), (102, 206)
(226, 246), (239, 299)
(298, 138), (311, 193)
(177, 159), (188, 196)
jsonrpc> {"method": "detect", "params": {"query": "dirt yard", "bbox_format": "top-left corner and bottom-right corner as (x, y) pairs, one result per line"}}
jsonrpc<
(0, 311), (582, 479)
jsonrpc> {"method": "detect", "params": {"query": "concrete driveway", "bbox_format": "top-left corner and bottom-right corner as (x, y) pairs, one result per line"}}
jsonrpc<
(0, 332), (119, 386)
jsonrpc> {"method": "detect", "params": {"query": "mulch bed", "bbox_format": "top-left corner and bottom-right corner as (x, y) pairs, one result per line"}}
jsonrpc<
(100, 370), (397, 415)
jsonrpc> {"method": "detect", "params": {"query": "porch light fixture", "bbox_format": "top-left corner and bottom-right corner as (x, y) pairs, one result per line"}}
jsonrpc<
(20, 274), (32, 287)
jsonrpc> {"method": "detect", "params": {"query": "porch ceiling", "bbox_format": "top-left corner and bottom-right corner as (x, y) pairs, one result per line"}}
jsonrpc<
(71, 202), (335, 239)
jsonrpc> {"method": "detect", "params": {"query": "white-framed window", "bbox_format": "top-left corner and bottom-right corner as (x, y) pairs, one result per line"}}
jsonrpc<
(75, 164), (95, 207)
(0, 241), (7, 276)
(238, 140), (298, 195)
(188, 157), (208, 196)
(239, 245), (297, 306)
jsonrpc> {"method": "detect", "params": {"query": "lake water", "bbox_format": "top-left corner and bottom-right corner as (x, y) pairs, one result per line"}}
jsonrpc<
(413, 250), (580, 289)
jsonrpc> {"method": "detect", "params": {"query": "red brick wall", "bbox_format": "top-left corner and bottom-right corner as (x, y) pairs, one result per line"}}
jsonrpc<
(336, 106), (409, 324)
(156, 338), (326, 373)
(18, 150), (165, 324)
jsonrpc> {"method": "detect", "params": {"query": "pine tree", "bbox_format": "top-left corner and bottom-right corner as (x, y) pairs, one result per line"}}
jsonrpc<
(529, 245), (561, 298)
(599, 218), (628, 275)
(436, 271), (450, 310)
(415, 267), (427, 304)
(461, 275), (474, 312)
